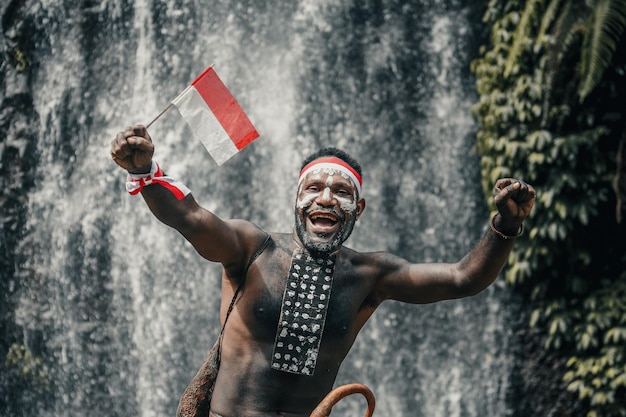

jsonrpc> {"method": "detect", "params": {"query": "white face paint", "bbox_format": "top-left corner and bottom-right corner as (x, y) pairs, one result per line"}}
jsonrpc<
(295, 187), (317, 209)
(294, 168), (360, 254)
(322, 175), (333, 202)
(296, 168), (358, 213)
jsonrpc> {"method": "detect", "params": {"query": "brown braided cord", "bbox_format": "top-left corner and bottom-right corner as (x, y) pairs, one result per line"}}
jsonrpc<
(176, 339), (220, 417)
(176, 234), (271, 417)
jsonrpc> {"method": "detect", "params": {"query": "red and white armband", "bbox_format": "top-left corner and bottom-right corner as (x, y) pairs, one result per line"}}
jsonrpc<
(126, 161), (191, 200)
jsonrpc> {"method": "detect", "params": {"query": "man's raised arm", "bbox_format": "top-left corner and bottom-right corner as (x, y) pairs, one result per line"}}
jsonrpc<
(109, 125), (251, 266)
(378, 178), (536, 304)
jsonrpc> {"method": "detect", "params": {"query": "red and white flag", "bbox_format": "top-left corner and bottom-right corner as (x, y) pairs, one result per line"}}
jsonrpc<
(171, 66), (259, 165)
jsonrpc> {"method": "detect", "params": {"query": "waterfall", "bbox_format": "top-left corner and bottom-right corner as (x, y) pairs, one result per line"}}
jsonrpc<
(1, 1), (519, 416)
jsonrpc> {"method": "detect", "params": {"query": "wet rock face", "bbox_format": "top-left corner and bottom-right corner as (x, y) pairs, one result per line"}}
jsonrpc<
(1, 3), (39, 278)
(1, 0), (41, 223)
(0, 92), (38, 250)
(1, 2), (42, 414)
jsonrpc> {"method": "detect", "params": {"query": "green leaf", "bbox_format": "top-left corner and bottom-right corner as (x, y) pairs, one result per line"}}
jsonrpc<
(578, 0), (626, 101)
(505, 0), (542, 78)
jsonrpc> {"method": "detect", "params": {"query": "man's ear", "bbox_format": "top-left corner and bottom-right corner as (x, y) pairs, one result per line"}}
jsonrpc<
(356, 198), (366, 220)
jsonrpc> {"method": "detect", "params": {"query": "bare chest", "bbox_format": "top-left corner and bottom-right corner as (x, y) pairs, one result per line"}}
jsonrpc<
(236, 243), (372, 347)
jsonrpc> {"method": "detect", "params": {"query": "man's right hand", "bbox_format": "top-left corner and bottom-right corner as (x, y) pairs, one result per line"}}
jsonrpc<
(110, 125), (155, 173)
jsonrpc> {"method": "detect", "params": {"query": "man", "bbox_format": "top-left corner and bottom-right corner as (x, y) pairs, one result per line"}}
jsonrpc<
(110, 125), (536, 417)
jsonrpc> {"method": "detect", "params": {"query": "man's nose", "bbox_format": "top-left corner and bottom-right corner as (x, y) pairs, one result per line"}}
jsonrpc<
(315, 187), (335, 206)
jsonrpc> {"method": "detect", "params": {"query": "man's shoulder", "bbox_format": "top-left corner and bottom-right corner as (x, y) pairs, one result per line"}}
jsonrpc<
(339, 245), (391, 261)
(264, 232), (291, 248)
(340, 246), (410, 274)
(223, 220), (285, 242)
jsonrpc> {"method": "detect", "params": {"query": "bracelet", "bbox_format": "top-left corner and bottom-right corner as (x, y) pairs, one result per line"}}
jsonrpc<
(490, 214), (523, 240)
(125, 161), (191, 200)
(126, 161), (159, 195)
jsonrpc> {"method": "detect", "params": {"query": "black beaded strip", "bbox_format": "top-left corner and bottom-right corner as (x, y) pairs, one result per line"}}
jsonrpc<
(271, 249), (336, 375)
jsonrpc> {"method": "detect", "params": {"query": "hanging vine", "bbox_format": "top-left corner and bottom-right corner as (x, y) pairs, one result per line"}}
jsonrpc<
(471, 0), (626, 415)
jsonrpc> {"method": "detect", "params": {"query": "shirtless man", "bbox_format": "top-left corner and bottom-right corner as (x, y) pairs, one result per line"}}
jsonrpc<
(110, 125), (536, 417)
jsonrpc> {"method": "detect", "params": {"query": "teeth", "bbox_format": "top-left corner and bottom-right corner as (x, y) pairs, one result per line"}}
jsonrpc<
(310, 213), (337, 221)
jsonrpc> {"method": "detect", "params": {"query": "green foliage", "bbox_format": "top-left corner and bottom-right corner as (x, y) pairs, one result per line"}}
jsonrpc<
(4, 343), (51, 395)
(3, 343), (53, 415)
(579, 0), (626, 101)
(562, 276), (626, 416)
(504, 0), (543, 78)
(472, 0), (626, 415)
(13, 48), (29, 72)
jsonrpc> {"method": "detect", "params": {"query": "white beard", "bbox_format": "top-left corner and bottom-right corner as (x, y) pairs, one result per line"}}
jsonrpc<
(293, 210), (357, 255)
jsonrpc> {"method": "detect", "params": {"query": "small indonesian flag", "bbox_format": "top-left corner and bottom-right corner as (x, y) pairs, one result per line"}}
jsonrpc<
(172, 66), (259, 165)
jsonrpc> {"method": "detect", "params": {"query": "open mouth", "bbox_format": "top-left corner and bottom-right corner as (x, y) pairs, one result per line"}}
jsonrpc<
(307, 211), (340, 235)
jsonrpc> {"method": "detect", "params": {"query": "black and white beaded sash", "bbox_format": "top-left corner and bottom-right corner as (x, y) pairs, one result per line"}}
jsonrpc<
(271, 248), (336, 375)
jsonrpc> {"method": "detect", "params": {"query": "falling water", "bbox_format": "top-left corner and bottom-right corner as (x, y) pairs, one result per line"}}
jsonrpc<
(1, 1), (520, 416)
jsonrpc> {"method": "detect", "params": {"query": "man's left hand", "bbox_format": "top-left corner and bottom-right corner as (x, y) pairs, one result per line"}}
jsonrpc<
(493, 178), (536, 232)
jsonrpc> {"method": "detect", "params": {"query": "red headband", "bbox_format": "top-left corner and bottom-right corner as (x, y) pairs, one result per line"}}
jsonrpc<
(299, 157), (362, 194)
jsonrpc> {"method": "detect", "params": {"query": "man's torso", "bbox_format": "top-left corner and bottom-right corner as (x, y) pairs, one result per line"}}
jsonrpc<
(211, 232), (383, 417)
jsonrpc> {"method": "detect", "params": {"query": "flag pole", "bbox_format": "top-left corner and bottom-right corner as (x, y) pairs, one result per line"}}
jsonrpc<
(146, 102), (173, 129)
(145, 63), (215, 130)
